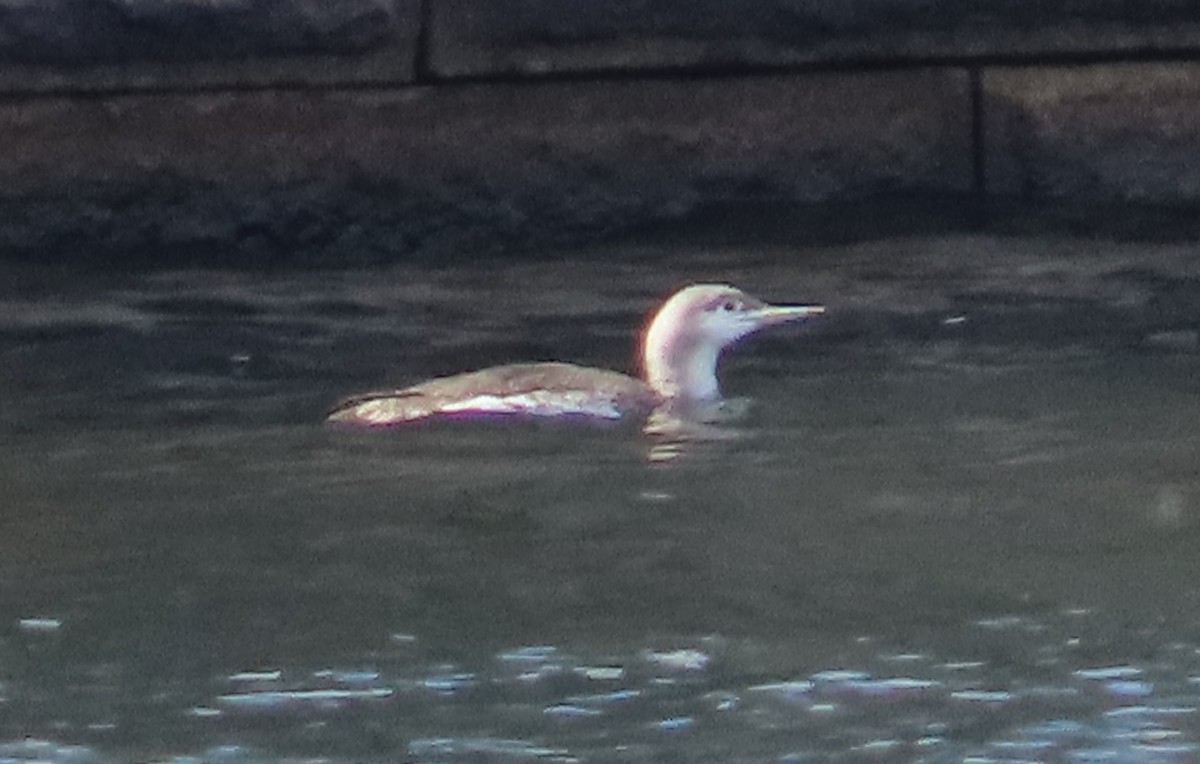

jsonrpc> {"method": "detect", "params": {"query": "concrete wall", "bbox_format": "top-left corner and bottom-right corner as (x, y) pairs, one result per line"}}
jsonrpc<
(4, 1), (1200, 262)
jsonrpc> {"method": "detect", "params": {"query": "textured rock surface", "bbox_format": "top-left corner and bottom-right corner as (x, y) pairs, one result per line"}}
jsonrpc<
(0, 71), (970, 264)
(3, 0), (1200, 89)
(985, 63), (1200, 202)
(428, 0), (1200, 78)
(1, 3), (1199, 263)
(0, 0), (420, 90)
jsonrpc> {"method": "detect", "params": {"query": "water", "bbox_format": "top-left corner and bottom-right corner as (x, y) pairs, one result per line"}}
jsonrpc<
(2, 231), (1200, 763)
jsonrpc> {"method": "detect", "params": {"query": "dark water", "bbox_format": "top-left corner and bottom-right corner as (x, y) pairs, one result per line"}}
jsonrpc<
(2, 236), (1200, 763)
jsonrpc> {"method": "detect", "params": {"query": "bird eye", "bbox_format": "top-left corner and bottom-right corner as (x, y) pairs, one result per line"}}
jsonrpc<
(721, 300), (739, 312)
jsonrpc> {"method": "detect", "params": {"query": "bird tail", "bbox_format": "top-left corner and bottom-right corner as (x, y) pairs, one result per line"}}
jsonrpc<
(325, 391), (429, 426)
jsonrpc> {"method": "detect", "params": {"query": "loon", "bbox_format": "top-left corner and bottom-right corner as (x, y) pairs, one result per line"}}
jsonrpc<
(327, 283), (824, 426)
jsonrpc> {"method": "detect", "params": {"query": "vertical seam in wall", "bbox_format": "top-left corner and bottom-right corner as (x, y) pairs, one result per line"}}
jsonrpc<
(414, 0), (434, 83)
(970, 66), (986, 197)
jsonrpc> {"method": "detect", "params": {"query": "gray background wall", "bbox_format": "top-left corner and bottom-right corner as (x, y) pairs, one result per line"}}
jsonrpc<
(3, 0), (1200, 263)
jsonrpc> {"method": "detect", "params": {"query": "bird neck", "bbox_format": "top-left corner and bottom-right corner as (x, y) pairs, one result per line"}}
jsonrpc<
(643, 334), (722, 402)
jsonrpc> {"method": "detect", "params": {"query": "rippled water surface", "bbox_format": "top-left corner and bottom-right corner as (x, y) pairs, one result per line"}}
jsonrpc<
(2, 233), (1200, 763)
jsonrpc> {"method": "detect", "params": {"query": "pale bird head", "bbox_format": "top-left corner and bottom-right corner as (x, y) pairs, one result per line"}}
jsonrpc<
(641, 284), (824, 401)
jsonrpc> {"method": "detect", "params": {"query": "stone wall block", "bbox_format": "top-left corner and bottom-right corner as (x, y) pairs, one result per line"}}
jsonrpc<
(984, 64), (1200, 202)
(0, 71), (970, 262)
(429, 0), (1200, 79)
(0, 0), (420, 91)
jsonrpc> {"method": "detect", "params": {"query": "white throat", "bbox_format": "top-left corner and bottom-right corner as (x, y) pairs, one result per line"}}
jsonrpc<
(648, 335), (720, 402)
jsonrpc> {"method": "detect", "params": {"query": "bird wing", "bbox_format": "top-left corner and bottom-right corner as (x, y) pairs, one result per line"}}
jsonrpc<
(326, 362), (659, 426)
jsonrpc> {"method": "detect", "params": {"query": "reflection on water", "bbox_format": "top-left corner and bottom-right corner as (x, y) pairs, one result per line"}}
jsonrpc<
(1, 235), (1200, 762)
(7, 608), (1200, 762)
(642, 397), (756, 463)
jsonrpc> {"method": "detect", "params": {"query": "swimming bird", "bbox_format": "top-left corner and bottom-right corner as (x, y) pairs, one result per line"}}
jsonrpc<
(326, 283), (824, 426)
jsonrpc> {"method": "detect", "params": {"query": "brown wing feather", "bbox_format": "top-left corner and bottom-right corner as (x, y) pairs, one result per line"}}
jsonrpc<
(326, 362), (658, 426)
